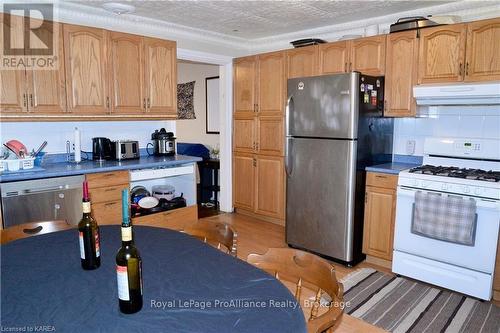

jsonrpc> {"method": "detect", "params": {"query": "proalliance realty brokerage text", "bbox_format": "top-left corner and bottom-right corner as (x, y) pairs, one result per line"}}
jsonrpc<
(151, 299), (299, 310)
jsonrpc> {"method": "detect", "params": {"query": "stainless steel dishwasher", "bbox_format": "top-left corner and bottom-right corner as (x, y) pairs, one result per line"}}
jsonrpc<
(1, 175), (84, 228)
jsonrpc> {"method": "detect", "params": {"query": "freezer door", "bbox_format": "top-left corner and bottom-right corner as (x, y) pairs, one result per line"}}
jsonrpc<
(286, 73), (359, 139)
(286, 137), (357, 261)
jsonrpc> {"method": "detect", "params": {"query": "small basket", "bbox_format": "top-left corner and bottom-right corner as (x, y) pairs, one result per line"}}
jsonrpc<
(20, 157), (35, 169)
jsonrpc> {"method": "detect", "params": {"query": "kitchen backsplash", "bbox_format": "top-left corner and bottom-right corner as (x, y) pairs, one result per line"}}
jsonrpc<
(0, 121), (176, 154)
(393, 105), (500, 156)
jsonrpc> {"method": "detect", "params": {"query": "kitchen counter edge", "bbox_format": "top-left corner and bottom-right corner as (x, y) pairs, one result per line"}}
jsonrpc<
(365, 163), (419, 175)
(0, 155), (203, 183)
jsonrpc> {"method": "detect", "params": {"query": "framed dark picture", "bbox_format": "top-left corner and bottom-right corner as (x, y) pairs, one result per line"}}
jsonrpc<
(206, 76), (220, 134)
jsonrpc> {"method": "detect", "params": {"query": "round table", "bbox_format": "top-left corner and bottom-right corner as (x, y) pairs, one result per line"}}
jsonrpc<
(1, 226), (306, 333)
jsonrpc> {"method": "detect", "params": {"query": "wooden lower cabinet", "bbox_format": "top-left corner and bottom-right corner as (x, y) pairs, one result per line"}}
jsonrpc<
(233, 153), (285, 221)
(255, 155), (285, 219)
(131, 205), (198, 231)
(86, 171), (129, 225)
(233, 153), (256, 211)
(494, 235), (500, 301)
(362, 172), (397, 261)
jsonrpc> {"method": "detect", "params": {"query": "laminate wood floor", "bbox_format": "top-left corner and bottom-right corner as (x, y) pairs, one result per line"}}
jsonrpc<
(201, 212), (388, 333)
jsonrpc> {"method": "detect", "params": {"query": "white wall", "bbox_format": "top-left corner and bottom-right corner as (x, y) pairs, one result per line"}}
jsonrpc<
(393, 106), (500, 156)
(0, 121), (175, 154)
(176, 62), (220, 149)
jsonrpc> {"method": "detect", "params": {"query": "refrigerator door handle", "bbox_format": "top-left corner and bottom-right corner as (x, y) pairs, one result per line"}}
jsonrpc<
(285, 95), (293, 136)
(285, 137), (293, 177)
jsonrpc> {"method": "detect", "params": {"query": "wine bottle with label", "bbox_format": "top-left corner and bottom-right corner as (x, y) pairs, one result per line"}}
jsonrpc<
(116, 189), (143, 314)
(78, 180), (101, 270)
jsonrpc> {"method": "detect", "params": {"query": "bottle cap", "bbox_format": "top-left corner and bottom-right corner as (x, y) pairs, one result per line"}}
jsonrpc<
(83, 181), (89, 201)
(121, 189), (130, 226)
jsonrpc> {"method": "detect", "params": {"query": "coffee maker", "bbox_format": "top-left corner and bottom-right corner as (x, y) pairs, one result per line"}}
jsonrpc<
(92, 137), (112, 161)
(149, 128), (176, 156)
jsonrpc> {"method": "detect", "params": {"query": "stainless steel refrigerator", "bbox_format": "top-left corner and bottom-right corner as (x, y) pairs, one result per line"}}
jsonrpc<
(285, 72), (393, 266)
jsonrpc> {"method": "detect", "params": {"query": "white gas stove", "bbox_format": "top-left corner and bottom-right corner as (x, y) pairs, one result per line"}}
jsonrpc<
(393, 138), (500, 300)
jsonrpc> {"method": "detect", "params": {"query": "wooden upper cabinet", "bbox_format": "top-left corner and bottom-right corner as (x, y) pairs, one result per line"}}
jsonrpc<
(26, 21), (66, 114)
(465, 18), (500, 82)
(418, 24), (466, 84)
(350, 35), (386, 75)
(63, 24), (110, 114)
(143, 38), (177, 115)
(319, 41), (349, 75)
(234, 56), (257, 115)
(258, 51), (285, 115)
(109, 32), (145, 114)
(257, 116), (284, 156)
(255, 155), (285, 219)
(286, 45), (319, 79)
(233, 153), (256, 211)
(233, 115), (256, 153)
(0, 71), (26, 114)
(0, 14), (27, 114)
(384, 30), (419, 117)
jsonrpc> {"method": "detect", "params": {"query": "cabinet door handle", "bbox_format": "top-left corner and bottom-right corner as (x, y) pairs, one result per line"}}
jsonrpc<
(23, 93), (27, 107)
(147, 98), (151, 109)
(29, 94), (34, 108)
(365, 193), (368, 204)
(465, 62), (469, 76)
(104, 202), (117, 207)
(255, 142), (259, 150)
(459, 62), (463, 76)
(143, 98), (146, 110)
(349, 62), (352, 72)
(344, 62), (347, 72)
(106, 96), (110, 109)
(253, 158), (257, 167)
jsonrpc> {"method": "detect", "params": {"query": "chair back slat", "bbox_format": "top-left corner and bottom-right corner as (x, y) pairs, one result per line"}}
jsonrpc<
(309, 288), (322, 321)
(295, 278), (302, 301)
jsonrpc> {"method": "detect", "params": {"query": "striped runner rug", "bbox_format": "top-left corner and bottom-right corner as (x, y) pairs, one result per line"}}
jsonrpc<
(340, 268), (500, 333)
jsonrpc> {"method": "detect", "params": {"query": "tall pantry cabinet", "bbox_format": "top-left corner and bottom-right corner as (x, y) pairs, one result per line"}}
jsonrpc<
(233, 51), (286, 222)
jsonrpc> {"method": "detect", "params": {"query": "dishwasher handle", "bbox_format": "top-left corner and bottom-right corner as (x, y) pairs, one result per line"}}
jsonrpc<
(23, 186), (65, 194)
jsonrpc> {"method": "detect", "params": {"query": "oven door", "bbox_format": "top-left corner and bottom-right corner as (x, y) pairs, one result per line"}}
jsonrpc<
(394, 186), (500, 273)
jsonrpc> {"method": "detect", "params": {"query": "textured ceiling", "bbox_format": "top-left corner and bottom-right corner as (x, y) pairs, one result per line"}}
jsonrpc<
(71, 0), (454, 39)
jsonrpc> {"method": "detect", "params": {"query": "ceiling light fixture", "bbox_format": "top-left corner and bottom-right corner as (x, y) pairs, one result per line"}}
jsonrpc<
(102, 2), (136, 15)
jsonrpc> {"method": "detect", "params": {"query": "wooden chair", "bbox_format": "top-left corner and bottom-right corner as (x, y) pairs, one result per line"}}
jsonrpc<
(0, 220), (74, 245)
(247, 248), (344, 333)
(183, 221), (237, 257)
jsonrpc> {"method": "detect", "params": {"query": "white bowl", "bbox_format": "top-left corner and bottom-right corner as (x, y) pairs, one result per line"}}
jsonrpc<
(138, 196), (159, 209)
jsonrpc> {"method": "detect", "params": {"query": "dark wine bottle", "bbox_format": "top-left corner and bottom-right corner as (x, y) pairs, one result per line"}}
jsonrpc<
(78, 180), (101, 270)
(116, 189), (143, 314)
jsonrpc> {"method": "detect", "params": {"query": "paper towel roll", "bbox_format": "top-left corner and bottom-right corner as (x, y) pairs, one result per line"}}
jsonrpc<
(74, 127), (81, 163)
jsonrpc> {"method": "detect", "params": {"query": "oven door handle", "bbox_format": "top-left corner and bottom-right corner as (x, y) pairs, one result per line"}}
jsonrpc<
(397, 187), (499, 210)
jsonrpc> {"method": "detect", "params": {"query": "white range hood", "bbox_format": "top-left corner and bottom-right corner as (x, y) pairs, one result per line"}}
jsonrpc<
(413, 82), (500, 105)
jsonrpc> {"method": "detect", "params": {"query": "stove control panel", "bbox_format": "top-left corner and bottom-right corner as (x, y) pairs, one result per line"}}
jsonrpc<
(398, 174), (500, 200)
(424, 138), (500, 160)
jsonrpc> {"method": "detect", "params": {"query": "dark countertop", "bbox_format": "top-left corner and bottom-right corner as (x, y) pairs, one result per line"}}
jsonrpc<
(365, 162), (419, 175)
(0, 154), (202, 183)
